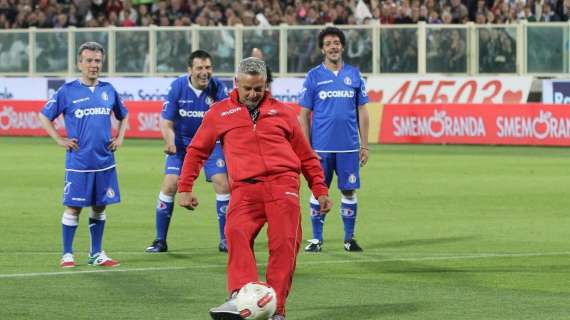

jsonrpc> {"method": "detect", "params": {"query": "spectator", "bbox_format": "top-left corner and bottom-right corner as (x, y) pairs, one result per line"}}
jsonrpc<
(541, 2), (561, 20)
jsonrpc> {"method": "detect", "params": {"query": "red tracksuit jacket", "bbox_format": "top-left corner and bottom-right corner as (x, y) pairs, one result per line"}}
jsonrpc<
(178, 90), (328, 198)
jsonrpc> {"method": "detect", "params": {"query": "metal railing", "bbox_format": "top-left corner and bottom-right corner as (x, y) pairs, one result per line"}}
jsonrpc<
(0, 21), (568, 77)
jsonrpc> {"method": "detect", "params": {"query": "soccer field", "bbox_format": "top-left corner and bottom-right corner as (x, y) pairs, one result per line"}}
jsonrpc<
(1, 137), (569, 320)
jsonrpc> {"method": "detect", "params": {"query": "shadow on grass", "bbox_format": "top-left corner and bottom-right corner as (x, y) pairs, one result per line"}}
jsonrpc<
(376, 236), (478, 249)
(296, 302), (424, 320)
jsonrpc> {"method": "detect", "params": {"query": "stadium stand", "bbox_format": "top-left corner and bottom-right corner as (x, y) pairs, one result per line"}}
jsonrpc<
(1, 0), (569, 29)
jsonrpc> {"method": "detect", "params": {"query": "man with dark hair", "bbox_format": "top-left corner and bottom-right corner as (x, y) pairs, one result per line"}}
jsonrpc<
(178, 57), (332, 320)
(299, 26), (370, 253)
(39, 41), (129, 268)
(145, 49), (230, 253)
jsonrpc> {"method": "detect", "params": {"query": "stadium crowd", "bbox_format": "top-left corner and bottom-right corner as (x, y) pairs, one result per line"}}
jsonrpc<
(1, 0), (570, 29)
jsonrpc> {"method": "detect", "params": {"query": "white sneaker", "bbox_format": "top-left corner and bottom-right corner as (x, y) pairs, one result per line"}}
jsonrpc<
(87, 251), (120, 267)
(60, 253), (75, 268)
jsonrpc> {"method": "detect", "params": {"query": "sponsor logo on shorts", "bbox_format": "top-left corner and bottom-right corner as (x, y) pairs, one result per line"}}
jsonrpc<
(216, 159), (225, 168)
(341, 207), (355, 217)
(167, 166), (180, 171)
(309, 207), (320, 217)
(106, 188), (115, 198)
(63, 181), (71, 195)
(348, 174), (357, 184)
(71, 197), (86, 201)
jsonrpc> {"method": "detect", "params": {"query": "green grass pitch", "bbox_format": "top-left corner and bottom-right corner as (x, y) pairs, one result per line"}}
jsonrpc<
(1, 137), (569, 319)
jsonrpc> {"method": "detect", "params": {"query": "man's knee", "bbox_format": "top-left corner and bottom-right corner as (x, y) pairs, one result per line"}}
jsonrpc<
(161, 174), (179, 196)
(340, 190), (356, 198)
(65, 206), (82, 216)
(211, 174), (230, 194)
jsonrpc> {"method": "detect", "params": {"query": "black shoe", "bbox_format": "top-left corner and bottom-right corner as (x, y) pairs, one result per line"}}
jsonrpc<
(304, 239), (323, 252)
(145, 239), (168, 253)
(344, 239), (363, 252)
(218, 239), (228, 253)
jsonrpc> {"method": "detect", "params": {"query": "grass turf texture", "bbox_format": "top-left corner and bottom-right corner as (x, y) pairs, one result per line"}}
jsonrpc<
(0, 137), (569, 319)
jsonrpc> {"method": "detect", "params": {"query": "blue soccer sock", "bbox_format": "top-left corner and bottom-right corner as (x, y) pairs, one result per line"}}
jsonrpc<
(310, 195), (326, 241)
(216, 193), (230, 242)
(340, 195), (357, 241)
(156, 192), (174, 241)
(61, 212), (79, 255)
(89, 210), (106, 256)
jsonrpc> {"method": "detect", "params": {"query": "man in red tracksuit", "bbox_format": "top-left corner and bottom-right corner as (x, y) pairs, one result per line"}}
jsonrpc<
(178, 57), (332, 320)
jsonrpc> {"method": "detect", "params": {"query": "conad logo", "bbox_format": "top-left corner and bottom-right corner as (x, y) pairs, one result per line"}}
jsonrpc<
(497, 110), (570, 140)
(393, 110), (486, 138)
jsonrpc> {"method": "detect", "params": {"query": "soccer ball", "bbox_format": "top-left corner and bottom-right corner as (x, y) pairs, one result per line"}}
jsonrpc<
(235, 282), (277, 320)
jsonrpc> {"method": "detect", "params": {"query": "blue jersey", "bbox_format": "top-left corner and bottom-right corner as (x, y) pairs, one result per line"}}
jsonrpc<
(299, 63), (368, 152)
(41, 80), (128, 171)
(161, 75), (228, 150)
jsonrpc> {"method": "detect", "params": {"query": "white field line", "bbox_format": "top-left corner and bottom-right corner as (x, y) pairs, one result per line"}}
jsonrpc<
(1, 251), (569, 279)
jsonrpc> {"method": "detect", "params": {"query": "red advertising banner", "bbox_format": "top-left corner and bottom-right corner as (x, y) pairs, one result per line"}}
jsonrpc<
(0, 100), (163, 138)
(380, 104), (570, 146)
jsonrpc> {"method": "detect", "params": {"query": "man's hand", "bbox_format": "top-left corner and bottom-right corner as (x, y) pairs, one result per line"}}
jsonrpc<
(164, 142), (176, 155)
(317, 195), (332, 214)
(108, 137), (124, 152)
(178, 192), (199, 210)
(359, 148), (369, 167)
(57, 138), (79, 151)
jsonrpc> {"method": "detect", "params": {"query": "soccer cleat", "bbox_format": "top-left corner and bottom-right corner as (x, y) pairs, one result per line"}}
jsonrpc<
(218, 239), (228, 253)
(272, 314), (286, 320)
(88, 251), (120, 267)
(209, 294), (241, 320)
(145, 239), (168, 253)
(60, 253), (76, 268)
(344, 239), (363, 252)
(304, 239), (323, 252)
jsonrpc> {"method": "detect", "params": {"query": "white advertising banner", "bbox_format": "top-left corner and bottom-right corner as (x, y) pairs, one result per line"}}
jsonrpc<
(0, 78), (48, 100)
(542, 79), (570, 104)
(270, 78), (304, 104)
(366, 76), (533, 104)
(1, 77), (306, 102)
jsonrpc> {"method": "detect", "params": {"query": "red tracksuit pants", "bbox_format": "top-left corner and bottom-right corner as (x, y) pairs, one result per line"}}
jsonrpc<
(225, 173), (302, 315)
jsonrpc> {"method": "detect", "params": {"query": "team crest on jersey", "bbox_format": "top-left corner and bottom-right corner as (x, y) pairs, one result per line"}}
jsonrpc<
(348, 174), (357, 184)
(267, 109), (278, 116)
(106, 188), (115, 198)
(216, 159), (226, 168)
(205, 96), (214, 106)
(101, 91), (109, 101)
(344, 76), (352, 86)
